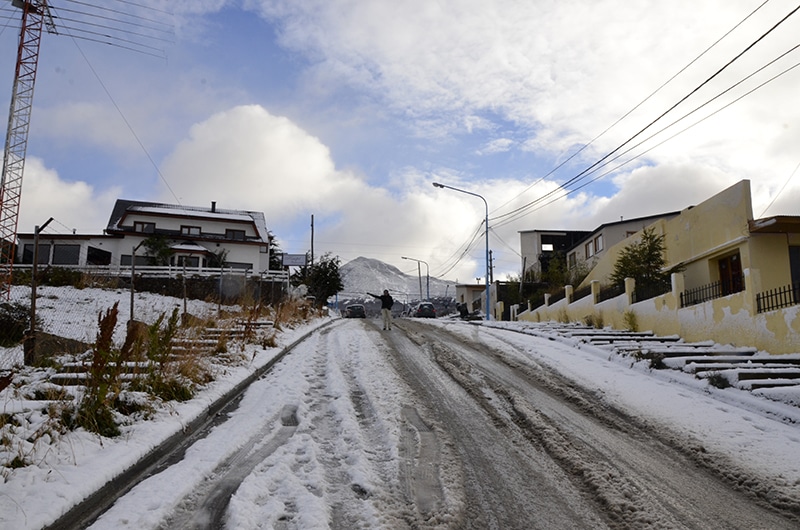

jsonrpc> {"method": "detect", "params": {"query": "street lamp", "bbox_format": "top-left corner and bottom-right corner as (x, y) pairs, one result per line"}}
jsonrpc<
(402, 256), (429, 301)
(432, 182), (491, 320)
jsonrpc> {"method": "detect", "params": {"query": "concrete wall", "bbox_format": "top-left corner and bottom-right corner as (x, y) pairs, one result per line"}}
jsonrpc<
(518, 181), (799, 354)
(518, 270), (800, 354)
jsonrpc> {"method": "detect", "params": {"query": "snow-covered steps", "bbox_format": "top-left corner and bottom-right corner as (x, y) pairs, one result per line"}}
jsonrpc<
(508, 322), (800, 392)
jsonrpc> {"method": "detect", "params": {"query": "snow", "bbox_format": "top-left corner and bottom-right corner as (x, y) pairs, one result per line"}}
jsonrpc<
(1, 286), (799, 529)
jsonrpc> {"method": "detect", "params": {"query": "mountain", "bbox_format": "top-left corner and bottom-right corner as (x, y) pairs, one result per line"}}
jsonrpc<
(338, 257), (456, 305)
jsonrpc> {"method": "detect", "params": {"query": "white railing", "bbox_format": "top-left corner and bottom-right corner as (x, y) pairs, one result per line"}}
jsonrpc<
(13, 263), (291, 281)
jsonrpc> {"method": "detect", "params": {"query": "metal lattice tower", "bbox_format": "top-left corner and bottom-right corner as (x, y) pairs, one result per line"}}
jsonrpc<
(0, 1), (53, 299)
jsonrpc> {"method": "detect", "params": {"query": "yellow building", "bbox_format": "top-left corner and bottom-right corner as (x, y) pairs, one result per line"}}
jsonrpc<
(519, 180), (800, 354)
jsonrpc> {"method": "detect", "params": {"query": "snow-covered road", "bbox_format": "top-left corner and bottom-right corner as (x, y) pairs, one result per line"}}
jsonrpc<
(88, 317), (800, 529)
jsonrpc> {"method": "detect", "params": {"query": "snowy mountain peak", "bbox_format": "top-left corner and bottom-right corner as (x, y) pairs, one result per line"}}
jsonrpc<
(338, 256), (455, 303)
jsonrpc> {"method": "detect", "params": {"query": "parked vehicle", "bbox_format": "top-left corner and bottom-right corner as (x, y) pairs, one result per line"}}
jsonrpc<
(413, 302), (436, 318)
(344, 304), (366, 318)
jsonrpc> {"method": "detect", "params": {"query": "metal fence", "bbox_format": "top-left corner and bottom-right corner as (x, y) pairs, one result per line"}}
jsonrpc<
(632, 281), (671, 304)
(756, 282), (800, 313)
(680, 275), (744, 308)
(597, 283), (625, 303)
(549, 289), (566, 304)
(572, 284), (592, 302)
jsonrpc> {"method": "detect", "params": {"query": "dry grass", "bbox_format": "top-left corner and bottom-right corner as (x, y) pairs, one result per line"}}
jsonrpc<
(1, 291), (320, 471)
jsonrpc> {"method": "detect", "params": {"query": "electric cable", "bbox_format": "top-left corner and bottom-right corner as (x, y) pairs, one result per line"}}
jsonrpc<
(489, 1), (800, 225)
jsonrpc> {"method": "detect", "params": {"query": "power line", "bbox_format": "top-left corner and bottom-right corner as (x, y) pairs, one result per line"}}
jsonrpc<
(489, 0), (774, 219)
(493, 56), (800, 228)
(490, 1), (800, 225)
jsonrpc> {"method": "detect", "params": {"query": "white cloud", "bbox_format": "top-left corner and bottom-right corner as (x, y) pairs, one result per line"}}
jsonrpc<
(18, 158), (119, 234)
(249, 0), (800, 206)
(476, 138), (514, 156)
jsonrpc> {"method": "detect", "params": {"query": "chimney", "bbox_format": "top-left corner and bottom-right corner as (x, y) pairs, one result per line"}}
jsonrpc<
(211, 201), (216, 213)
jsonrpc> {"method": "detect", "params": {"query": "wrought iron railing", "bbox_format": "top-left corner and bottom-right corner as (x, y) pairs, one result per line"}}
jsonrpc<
(548, 289), (566, 304)
(756, 282), (800, 313)
(633, 281), (671, 304)
(572, 284), (592, 302)
(680, 275), (744, 308)
(597, 283), (625, 303)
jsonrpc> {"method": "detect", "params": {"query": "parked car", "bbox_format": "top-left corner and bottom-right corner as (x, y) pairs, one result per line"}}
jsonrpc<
(413, 302), (436, 318)
(344, 304), (366, 318)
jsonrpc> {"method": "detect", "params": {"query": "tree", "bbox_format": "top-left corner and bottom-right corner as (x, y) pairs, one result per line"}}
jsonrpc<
(609, 226), (670, 289)
(268, 238), (285, 271)
(292, 253), (343, 306)
(142, 235), (173, 266)
(207, 248), (229, 268)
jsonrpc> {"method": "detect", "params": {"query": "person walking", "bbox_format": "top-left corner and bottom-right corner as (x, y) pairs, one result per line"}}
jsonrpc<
(368, 289), (395, 330)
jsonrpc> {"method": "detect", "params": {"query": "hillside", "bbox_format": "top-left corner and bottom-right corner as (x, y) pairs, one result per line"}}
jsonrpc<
(338, 256), (455, 305)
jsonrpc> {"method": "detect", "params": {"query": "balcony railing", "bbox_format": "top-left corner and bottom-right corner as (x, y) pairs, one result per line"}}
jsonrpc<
(756, 282), (800, 313)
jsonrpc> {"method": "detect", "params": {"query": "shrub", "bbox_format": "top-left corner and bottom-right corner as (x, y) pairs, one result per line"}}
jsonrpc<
(649, 353), (666, 370)
(706, 371), (732, 389)
(623, 310), (638, 332)
(75, 302), (124, 437)
(584, 312), (604, 329)
(0, 302), (32, 347)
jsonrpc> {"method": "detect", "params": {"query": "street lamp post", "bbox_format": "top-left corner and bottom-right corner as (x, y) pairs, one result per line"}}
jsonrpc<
(432, 182), (491, 320)
(402, 256), (429, 302)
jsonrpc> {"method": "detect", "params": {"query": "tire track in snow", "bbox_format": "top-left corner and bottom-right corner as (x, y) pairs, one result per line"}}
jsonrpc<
(426, 322), (800, 529)
(158, 404), (300, 529)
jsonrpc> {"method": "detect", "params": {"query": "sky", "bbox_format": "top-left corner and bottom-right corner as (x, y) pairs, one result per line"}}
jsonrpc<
(1, 0), (800, 283)
(1, 285), (799, 528)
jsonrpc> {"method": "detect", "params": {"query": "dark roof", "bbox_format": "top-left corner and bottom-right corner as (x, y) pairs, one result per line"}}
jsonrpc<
(106, 199), (270, 242)
(749, 216), (800, 234)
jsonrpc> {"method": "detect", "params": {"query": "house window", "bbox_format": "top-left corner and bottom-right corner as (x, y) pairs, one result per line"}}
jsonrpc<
(21, 243), (50, 264)
(53, 244), (80, 265)
(585, 241), (594, 258)
(181, 225), (201, 236)
(87, 246), (112, 266)
(594, 234), (604, 253)
(226, 229), (246, 241)
(134, 222), (155, 233)
(176, 255), (200, 267)
(121, 254), (150, 266)
(541, 243), (554, 252)
(568, 252), (577, 269)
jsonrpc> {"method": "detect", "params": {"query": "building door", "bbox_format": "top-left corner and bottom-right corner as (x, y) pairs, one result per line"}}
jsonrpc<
(718, 252), (743, 295)
(790, 246), (800, 286)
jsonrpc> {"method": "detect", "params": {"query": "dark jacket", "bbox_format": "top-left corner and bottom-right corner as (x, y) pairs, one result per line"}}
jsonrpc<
(368, 292), (394, 309)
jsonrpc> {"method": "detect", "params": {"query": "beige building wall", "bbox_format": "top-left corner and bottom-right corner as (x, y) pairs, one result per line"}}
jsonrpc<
(519, 180), (800, 355)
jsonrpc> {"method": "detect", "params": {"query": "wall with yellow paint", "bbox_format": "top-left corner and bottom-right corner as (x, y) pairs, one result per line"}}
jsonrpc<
(518, 180), (800, 354)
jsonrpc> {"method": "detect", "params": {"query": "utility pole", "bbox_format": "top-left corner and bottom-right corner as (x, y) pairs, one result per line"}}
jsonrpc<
(310, 214), (314, 266)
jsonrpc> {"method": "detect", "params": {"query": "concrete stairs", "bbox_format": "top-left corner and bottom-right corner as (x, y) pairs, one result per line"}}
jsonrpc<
(47, 319), (274, 387)
(534, 323), (800, 392)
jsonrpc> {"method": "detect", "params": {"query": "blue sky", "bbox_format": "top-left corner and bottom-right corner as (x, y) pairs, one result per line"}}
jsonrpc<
(1, 0), (799, 283)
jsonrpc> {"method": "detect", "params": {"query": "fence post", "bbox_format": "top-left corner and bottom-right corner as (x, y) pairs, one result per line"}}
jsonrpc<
(624, 277), (636, 306)
(590, 280), (600, 305)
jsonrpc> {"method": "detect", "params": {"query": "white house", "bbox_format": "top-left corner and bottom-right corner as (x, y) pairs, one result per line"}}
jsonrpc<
(16, 200), (282, 276)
